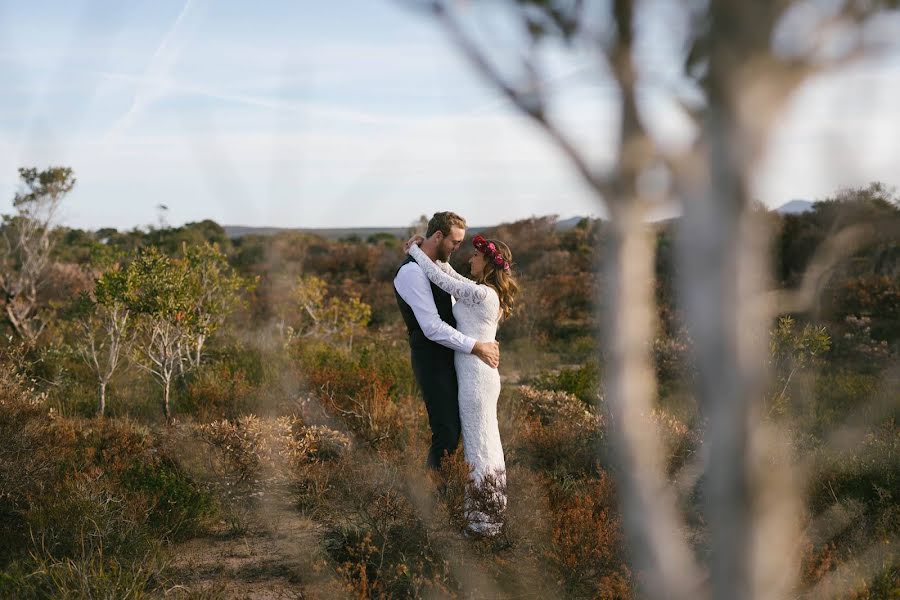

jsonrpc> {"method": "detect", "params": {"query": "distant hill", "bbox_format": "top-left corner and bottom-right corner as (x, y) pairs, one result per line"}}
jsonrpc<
(223, 217), (595, 240)
(776, 199), (814, 214)
(222, 225), (409, 241)
(556, 216), (589, 230)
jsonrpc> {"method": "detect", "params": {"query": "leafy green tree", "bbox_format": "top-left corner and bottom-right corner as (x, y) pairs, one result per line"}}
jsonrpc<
(288, 275), (371, 350)
(0, 167), (76, 343)
(67, 257), (134, 416)
(767, 316), (831, 416)
(126, 247), (195, 421)
(181, 242), (254, 369)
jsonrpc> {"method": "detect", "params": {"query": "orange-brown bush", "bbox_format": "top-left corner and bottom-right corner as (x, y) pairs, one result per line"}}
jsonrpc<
(643, 407), (701, 476)
(515, 385), (606, 479)
(292, 339), (417, 451)
(183, 360), (255, 421)
(0, 359), (217, 597)
(324, 463), (455, 598)
(194, 414), (351, 491)
(0, 365), (71, 564)
(191, 413), (352, 524)
(547, 473), (633, 599)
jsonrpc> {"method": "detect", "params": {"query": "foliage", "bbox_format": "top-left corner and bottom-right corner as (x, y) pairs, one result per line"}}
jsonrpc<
(0, 362), (217, 597)
(532, 360), (601, 405)
(180, 241), (254, 368)
(0, 166), (76, 343)
(547, 474), (633, 599)
(768, 316), (831, 416)
(292, 339), (415, 450)
(64, 263), (134, 415)
(285, 275), (371, 349)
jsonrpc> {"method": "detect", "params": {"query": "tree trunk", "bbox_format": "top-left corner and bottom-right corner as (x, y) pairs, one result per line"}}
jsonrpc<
(194, 334), (205, 368)
(164, 378), (172, 422)
(604, 204), (702, 599)
(98, 381), (106, 416)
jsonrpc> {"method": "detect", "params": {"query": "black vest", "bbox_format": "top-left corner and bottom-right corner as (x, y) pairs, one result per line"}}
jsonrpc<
(395, 256), (456, 348)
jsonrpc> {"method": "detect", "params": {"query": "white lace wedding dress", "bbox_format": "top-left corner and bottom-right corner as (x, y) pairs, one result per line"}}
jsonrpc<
(408, 244), (507, 534)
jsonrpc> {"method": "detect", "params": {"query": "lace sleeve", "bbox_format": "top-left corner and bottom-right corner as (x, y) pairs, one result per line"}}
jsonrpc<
(409, 244), (489, 305)
(436, 260), (469, 283)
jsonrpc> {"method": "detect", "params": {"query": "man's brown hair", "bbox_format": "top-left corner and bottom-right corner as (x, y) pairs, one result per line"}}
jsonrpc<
(426, 211), (466, 238)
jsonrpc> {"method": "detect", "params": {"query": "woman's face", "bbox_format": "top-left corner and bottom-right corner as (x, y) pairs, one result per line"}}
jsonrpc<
(469, 250), (486, 278)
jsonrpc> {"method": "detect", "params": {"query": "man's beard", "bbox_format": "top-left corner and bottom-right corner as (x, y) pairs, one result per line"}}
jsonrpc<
(436, 246), (451, 262)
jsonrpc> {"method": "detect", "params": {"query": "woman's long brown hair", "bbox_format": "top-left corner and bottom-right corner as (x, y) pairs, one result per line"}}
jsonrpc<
(476, 239), (518, 321)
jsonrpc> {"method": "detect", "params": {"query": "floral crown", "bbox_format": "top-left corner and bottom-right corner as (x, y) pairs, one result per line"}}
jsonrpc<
(472, 235), (511, 271)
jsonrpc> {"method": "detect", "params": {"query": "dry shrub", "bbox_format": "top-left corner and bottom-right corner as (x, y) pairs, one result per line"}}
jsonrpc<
(518, 385), (601, 428)
(435, 451), (508, 543)
(293, 340), (416, 451)
(70, 416), (153, 478)
(0, 366), (72, 564)
(547, 473), (633, 599)
(643, 407), (701, 475)
(515, 385), (605, 479)
(183, 361), (255, 420)
(193, 414), (351, 518)
(195, 415), (272, 484)
(195, 415), (351, 481)
(324, 464), (454, 599)
(284, 423), (353, 466)
(799, 537), (899, 599)
(801, 540), (841, 587)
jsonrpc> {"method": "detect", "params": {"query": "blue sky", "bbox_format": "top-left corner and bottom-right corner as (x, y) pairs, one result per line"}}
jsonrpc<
(1, 1), (899, 230)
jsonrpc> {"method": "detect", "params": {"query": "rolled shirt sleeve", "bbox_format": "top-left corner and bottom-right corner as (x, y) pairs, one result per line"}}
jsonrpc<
(394, 262), (477, 354)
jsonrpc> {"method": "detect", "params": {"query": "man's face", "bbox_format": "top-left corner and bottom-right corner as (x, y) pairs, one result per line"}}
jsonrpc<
(436, 226), (465, 262)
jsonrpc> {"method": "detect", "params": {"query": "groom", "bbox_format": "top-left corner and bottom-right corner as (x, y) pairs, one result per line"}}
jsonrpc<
(394, 211), (500, 470)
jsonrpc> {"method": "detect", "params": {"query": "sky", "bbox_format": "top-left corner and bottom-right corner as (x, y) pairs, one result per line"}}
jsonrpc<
(1, 1), (899, 231)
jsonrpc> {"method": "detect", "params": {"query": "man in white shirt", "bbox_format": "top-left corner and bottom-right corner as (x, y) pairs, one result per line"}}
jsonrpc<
(394, 211), (500, 470)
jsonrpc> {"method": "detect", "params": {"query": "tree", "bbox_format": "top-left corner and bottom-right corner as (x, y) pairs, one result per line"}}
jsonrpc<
(287, 275), (372, 350)
(67, 255), (134, 416)
(408, 1), (900, 597)
(126, 246), (195, 422)
(767, 316), (830, 416)
(406, 214), (429, 238)
(0, 166), (76, 343)
(181, 241), (253, 369)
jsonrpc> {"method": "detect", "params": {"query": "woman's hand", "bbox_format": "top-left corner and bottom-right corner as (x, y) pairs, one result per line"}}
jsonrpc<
(404, 235), (425, 252)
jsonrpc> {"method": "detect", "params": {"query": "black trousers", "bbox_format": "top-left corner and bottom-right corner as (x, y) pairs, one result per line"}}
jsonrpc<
(409, 335), (460, 470)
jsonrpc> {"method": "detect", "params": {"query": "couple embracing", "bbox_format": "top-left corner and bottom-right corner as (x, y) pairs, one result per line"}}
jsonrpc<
(393, 211), (518, 537)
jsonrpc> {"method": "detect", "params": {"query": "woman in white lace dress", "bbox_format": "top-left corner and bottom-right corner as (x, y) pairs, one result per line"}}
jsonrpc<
(405, 234), (518, 536)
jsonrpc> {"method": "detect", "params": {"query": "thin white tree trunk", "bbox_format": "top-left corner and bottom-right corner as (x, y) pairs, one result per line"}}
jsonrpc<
(605, 202), (704, 599)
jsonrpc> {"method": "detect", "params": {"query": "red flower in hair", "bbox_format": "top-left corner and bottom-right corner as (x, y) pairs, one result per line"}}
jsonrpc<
(472, 234), (511, 271)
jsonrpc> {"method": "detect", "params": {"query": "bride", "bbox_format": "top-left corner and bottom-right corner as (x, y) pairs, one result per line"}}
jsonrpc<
(405, 233), (518, 536)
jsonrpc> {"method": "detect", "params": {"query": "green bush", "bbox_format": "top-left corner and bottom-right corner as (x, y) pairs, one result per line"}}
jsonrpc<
(292, 338), (417, 449)
(0, 548), (164, 600)
(531, 360), (601, 405)
(119, 457), (218, 541)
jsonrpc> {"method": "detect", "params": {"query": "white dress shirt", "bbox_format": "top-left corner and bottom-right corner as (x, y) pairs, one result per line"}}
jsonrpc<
(394, 261), (477, 354)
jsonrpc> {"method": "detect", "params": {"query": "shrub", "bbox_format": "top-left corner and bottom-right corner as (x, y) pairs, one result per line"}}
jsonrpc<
(182, 360), (255, 420)
(119, 456), (217, 541)
(532, 361), (601, 405)
(0, 547), (164, 600)
(547, 473), (632, 599)
(515, 386), (606, 480)
(324, 468), (454, 598)
(293, 339), (416, 450)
